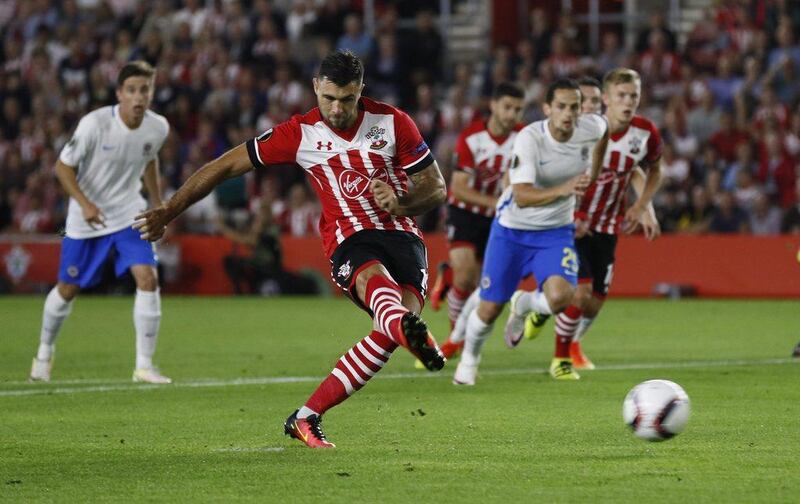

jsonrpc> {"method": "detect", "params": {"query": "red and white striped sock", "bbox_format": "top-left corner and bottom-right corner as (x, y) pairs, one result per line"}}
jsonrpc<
(364, 275), (409, 346)
(446, 286), (470, 330)
(301, 330), (398, 417)
(554, 305), (582, 358)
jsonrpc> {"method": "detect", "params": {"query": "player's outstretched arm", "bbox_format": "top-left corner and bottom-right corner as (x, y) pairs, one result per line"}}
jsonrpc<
(371, 161), (446, 216)
(134, 143), (253, 241)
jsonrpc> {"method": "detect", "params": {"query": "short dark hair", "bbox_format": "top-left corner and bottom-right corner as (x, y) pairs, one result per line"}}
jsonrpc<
(491, 81), (525, 100)
(317, 51), (364, 87)
(117, 60), (156, 88)
(577, 76), (601, 91)
(545, 78), (581, 104)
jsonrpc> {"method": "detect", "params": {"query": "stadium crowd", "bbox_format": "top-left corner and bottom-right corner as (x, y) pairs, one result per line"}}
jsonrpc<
(1, 0), (799, 238)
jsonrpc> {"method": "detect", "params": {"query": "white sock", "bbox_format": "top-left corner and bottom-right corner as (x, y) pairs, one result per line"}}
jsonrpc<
(573, 317), (595, 343)
(461, 310), (493, 366)
(515, 289), (553, 315)
(449, 289), (480, 343)
(134, 289), (161, 370)
(297, 406), (319, 419)
(37, 287), (73, 361)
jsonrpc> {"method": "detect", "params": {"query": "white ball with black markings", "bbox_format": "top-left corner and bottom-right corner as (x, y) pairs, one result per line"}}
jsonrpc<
(623, 379), (690, 441)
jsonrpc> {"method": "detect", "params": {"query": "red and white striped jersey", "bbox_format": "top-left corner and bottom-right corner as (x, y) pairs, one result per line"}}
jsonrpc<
(246, 97), (433, 258)
(577, 115), (662, 234)
(447, 120), (521, 217)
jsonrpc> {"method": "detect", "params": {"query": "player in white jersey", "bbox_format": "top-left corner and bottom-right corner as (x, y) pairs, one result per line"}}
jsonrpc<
(451, 79), (608, 386)
(534, 74), (660, 370)
(426, 82), (525, 361)
(29, 61), (171, 384)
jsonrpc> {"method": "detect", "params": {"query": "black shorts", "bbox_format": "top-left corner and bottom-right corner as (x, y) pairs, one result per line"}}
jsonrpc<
(330, 229), (428, 314)
(576, 233), (618, 297)
(445, 205), (493, 258)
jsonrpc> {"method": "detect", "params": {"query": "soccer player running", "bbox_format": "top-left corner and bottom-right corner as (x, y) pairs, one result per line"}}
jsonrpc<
(451, 79), (608, 386)
(510, 69), (663, 375)
(29, 61), (171, 384)
(134, 51), (447, 448)
(427, 82), (525, 360)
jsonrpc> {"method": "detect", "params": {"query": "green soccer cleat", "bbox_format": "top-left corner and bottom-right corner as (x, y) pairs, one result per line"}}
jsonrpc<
(523, 311), (550, 340)
(549, 358), (580, 381)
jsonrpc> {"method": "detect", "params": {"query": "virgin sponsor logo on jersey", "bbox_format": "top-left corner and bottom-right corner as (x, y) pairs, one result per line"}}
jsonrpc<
(366, 126), (387, 150)
(338, 167), (389, 199)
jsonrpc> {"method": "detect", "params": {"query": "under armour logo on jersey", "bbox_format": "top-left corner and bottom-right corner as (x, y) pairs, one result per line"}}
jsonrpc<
(317, 141), (333, 151)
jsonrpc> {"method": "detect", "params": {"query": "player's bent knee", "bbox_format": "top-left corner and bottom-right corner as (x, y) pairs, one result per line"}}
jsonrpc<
(132, 266), (159, 291)
(57, 282), (80, 301)
(476, 301), (503, 324)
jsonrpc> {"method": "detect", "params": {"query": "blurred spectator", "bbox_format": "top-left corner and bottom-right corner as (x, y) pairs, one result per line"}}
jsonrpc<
(679, 185), (714, 233)
(758, 132), (797, 208)
(781, 177), (800, 233)
(596, 31), (626, 75)
(336, 13), (373, 61)
(636, 12), (677, 53)
(276, 183), (318, 237)
(709, 110), (749, 164)
(709, 191), (750, 233)
(404, 9), (443, 87)
(687, 87), (722, 144)
(748, 193), (782, 235)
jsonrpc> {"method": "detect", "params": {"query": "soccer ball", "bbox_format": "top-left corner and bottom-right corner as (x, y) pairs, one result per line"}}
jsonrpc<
(622, 379), (690, 441)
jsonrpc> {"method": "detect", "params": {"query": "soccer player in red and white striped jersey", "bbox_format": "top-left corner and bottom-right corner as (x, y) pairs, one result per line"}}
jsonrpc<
(429, 82), (525, 359)
(134, 51), (447, 448)
(550, 69), (662, 371)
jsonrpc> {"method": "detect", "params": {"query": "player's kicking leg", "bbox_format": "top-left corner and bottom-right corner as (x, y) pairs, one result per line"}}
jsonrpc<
(285, 234), (443, 448)
(30, 282), (79, 382)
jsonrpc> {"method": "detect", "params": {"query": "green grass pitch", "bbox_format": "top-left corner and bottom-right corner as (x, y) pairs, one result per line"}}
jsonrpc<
(1, 296), (798, 502)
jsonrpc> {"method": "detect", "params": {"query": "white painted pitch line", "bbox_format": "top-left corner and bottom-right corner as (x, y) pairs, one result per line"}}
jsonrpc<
(213, 446), (285, 453)
(0, 358), (795, 398)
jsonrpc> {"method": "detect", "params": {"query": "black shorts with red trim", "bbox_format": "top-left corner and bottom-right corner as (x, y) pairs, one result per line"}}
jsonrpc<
(576, 232), (618, 297)
(445, 204), (493, 259)
(330, 229), (428, 314)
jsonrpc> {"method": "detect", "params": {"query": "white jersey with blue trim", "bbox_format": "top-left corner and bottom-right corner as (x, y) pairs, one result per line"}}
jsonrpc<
(496, 114), (606, 231)
(60, 105), (169, 239)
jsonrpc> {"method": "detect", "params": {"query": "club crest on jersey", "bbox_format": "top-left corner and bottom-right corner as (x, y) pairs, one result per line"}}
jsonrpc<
(366, 126), (387, 150)
(629, 136), (642, 154)
(338, 260), (352, 279)
(581, 146), (589, 161)
(143, 143), (152, 157)
(338, 168), (388, 199)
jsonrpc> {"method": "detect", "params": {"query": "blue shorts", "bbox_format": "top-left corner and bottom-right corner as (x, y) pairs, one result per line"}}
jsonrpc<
(479, 221), (578, 304)
(58, 226), (157, 289)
